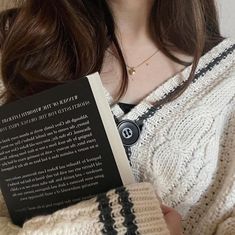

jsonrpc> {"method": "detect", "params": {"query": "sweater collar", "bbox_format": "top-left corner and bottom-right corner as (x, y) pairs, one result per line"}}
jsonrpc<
(104, 38), (235, 121)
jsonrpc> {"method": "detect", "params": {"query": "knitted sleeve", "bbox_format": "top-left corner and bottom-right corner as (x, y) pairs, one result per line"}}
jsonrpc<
(215, 211), (235, 235)
(0, 183), (170, 235)
(214, 101), (235, 235)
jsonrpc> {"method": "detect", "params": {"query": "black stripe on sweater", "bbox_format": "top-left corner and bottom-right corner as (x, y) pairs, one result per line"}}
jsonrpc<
(96, 193), (117, 235)
(115, 187), (138, 235)
(194, 43), (235, 81)
(137, 43), (235, 122)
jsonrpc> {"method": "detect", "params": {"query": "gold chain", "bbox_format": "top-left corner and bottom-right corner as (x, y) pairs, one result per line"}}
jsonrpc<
(126, 49), (159, 76)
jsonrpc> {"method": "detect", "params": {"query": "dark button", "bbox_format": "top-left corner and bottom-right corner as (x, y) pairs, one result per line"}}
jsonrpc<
(117, 120), (140, 146)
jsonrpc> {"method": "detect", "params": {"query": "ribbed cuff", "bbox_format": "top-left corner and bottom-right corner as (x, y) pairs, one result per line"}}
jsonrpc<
(20, 183), (170, 235)
(97, 182), (170, 235)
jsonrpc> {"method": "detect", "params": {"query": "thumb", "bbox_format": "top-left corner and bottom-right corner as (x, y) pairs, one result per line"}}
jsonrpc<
(161, 204), (183, 235)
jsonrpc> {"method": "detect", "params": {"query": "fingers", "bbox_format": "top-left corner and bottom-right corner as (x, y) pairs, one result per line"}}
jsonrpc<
(160, 204), (173, 215)
(161, 204), (183, 235)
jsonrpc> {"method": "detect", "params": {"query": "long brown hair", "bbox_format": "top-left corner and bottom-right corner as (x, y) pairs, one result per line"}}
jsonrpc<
(0, 0), (223, 104)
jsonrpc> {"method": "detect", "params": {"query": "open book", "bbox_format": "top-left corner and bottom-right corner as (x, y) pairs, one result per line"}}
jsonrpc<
(0, 72), (135, 226)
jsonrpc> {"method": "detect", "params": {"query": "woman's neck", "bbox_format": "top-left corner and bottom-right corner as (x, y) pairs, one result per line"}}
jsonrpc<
(107, 0), (154, 46)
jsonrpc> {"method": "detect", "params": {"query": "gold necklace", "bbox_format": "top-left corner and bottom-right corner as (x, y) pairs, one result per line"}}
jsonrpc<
(126, 49), (159, 76)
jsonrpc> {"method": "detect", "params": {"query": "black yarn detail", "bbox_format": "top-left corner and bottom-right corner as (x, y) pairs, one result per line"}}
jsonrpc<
(124, 146), (132, 164)
(114, 42), (235, 151)
(96, 193), (117, 235)
(194, 43), (235, 81)
(135, 43), (235, 125)
(115, 187), (138, 235)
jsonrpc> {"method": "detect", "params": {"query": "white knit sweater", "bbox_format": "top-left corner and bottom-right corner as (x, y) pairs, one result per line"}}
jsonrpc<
(107, 38), (235, 235)
(0, 38), (235, 235)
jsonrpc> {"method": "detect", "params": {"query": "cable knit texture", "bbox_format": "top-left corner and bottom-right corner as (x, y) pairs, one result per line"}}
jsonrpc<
(104, 38), (235, 235)
(0, 3), (235, 234)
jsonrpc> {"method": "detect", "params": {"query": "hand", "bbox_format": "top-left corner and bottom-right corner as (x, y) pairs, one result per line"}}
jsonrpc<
(161, 204), (183, 235)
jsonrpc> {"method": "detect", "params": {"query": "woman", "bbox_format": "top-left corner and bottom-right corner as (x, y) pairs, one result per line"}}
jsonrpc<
(0, 0), (234, 234)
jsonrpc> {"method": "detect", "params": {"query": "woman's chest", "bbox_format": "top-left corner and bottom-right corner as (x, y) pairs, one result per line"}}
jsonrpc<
(127, 104), (229, 213)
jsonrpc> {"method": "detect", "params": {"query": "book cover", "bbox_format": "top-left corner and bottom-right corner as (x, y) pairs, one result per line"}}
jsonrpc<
(0, 72), (134, 226)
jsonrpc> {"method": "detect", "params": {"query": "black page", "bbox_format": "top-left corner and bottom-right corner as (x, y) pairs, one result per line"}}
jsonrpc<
(0, 77), (123, 226)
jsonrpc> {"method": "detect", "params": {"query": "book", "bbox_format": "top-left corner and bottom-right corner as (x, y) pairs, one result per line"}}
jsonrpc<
(0, 72), (135, 226)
